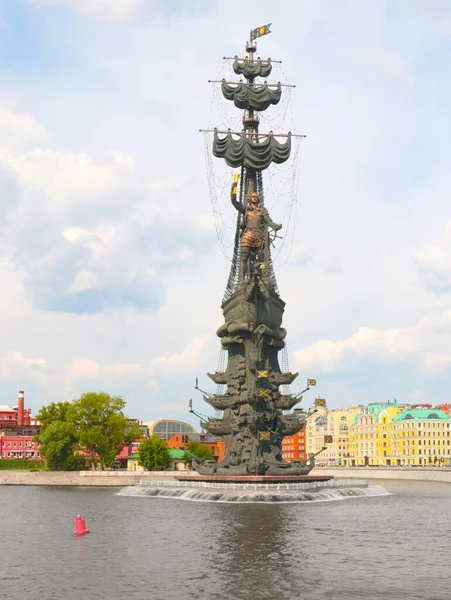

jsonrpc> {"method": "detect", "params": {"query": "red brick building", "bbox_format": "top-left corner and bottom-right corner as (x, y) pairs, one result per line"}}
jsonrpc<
(0, 391), (33, 430)
(0, 391), (41, 461)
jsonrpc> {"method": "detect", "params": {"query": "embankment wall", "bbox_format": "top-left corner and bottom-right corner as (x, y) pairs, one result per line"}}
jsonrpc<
(2, 467), (451, 485)
(312, 467), (451, 484)
(0, 470), (179, 486)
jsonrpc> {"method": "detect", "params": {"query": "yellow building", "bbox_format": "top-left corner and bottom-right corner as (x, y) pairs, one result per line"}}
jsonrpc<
(344, 400), (405, 466)
(304, 400), (361, 466)
(392, 408), (451, 466)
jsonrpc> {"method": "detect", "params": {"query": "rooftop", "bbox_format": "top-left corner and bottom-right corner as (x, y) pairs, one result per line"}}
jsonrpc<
(393, 409), (451, 422)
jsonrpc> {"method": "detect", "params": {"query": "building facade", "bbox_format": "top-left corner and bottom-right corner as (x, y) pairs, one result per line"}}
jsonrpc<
(391, 408), (451, 466)
(281, 416), (307, 462)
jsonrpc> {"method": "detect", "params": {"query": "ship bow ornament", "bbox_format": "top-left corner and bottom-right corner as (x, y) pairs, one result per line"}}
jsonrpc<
(195, 27), (312, 476)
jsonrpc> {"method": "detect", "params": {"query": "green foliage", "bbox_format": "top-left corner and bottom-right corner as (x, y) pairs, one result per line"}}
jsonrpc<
(76, 392), (144, 470)
(183, 441), (215, 468)
(138, 435), (170, 471)
(36, 401), (77, 428)
(0, 459), (40, 470)
(35, 402), (78, 471)
(36, 421), (79, 471)
(35, 392), (143, 471)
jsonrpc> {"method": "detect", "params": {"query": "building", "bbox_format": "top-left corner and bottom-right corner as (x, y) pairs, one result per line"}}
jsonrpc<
(0, 391), (41, 461)
(304, 400), (362, 466)
(0, 391), (36, 432)
(143, 419), (197, 440)
(126, 449), (187, 471)
(392, 408), (451, 466)
(344, 400), (406, 466)
(0, 435), (41, 459)
(281, 410), (307, 462)
(166, 432), (226, 463)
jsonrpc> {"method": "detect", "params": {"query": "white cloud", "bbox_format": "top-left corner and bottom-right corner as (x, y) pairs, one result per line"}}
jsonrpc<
(0, 106), (48, 152)
(69, 358), (143, 382)
(150, 335), (209, 374)
(69, 269), (100, 293)
(0, 148), (118, 202)
(0, 350), (46, 380)
(414, 222), (451, 295)
(27, 0), (142, 21)
(294, 325), (420, 373)
(293, 309), (451, 378)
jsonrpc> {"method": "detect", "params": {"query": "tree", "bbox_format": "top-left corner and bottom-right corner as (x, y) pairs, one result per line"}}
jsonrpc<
(138, 435), (170, 471)
(183, 441), (215, 469)
(76, 392), (144, 470)
(35, 402), (79, 470)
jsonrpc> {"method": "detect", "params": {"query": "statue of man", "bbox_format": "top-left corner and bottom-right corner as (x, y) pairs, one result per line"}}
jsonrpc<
(231, 185), (282, 281)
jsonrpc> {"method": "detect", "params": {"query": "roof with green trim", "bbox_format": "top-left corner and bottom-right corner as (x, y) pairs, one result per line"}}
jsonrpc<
(392, 409), (451, 422)
(351, 401), (407, 426)
(169, 449), (185, 459)
(126, 449), (185, 460)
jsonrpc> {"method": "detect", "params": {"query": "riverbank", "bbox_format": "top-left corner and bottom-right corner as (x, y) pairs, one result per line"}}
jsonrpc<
(0, 470), (179, 486)
(312, 467), (451, 484)
(1, 467), (451, 485)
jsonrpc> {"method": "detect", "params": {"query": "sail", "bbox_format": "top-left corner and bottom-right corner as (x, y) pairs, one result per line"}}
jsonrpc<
(221, 81), (281, 111)
(233, 58), (272, 79)
(213, 130), (291, 170)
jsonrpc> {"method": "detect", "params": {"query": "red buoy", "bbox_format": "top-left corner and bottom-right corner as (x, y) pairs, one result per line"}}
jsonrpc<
(74, 515), (90, 536)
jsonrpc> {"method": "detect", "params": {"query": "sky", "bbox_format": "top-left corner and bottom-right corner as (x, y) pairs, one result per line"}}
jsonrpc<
(1, 0), (451, 424)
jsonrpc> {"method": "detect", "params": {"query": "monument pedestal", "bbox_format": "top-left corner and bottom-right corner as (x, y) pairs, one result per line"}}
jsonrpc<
(175, 473), (333, 484)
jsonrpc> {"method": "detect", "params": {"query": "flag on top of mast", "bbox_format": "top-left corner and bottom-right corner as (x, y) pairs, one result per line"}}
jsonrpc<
(251, 23), (272, 41)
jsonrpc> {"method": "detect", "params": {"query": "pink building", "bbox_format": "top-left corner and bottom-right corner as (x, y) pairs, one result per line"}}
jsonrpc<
(0, 435), (41, 459)
(0, 391), (41, 461)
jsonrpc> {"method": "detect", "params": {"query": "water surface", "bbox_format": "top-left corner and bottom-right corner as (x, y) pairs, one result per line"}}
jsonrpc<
(0, 479), (450, 600)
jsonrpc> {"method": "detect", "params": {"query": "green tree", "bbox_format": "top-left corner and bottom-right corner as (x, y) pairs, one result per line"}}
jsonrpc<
(183, 441), (215, 469)
(75, 391), (143, 470)
(138, 435), (171, 471)
(35, 402), (78, 470)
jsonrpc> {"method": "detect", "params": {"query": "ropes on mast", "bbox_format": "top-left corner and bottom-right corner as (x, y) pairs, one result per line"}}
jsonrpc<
(204, 53), (305, 290)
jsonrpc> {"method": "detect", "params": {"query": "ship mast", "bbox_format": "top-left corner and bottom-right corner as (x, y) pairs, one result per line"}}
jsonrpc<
(244, 30), (258, 195)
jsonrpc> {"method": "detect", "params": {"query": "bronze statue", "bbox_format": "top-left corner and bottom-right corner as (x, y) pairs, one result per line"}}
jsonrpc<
(231, 186), (282, 282)
(195, 29), (317, 477)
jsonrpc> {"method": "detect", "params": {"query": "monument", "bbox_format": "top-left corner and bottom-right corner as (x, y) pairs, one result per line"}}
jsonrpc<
(191, 26), (323, 478)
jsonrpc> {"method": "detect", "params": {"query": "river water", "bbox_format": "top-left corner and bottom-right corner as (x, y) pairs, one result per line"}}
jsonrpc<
(0, 479), (450, 600)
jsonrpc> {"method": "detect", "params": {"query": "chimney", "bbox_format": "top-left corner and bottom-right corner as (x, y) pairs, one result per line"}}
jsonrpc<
(18, 390), (24, 426)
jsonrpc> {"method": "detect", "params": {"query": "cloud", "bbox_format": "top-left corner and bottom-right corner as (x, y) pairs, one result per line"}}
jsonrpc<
(294, 325), (420, 373)
(27, 0), (142, 21)
(414, 222), (451, 295)
(0, 101), (216, 314)
(293, 309), (451, 378)
(69, 358), (143, 383)
(0, 350), (46, 381)
(150, 335), (209, 374)
(0, 106), (48, 152)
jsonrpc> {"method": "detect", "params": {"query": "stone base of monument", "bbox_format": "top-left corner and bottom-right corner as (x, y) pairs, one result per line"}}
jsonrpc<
(175, 474), (333, 484)
(132, 477), (370, 503)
